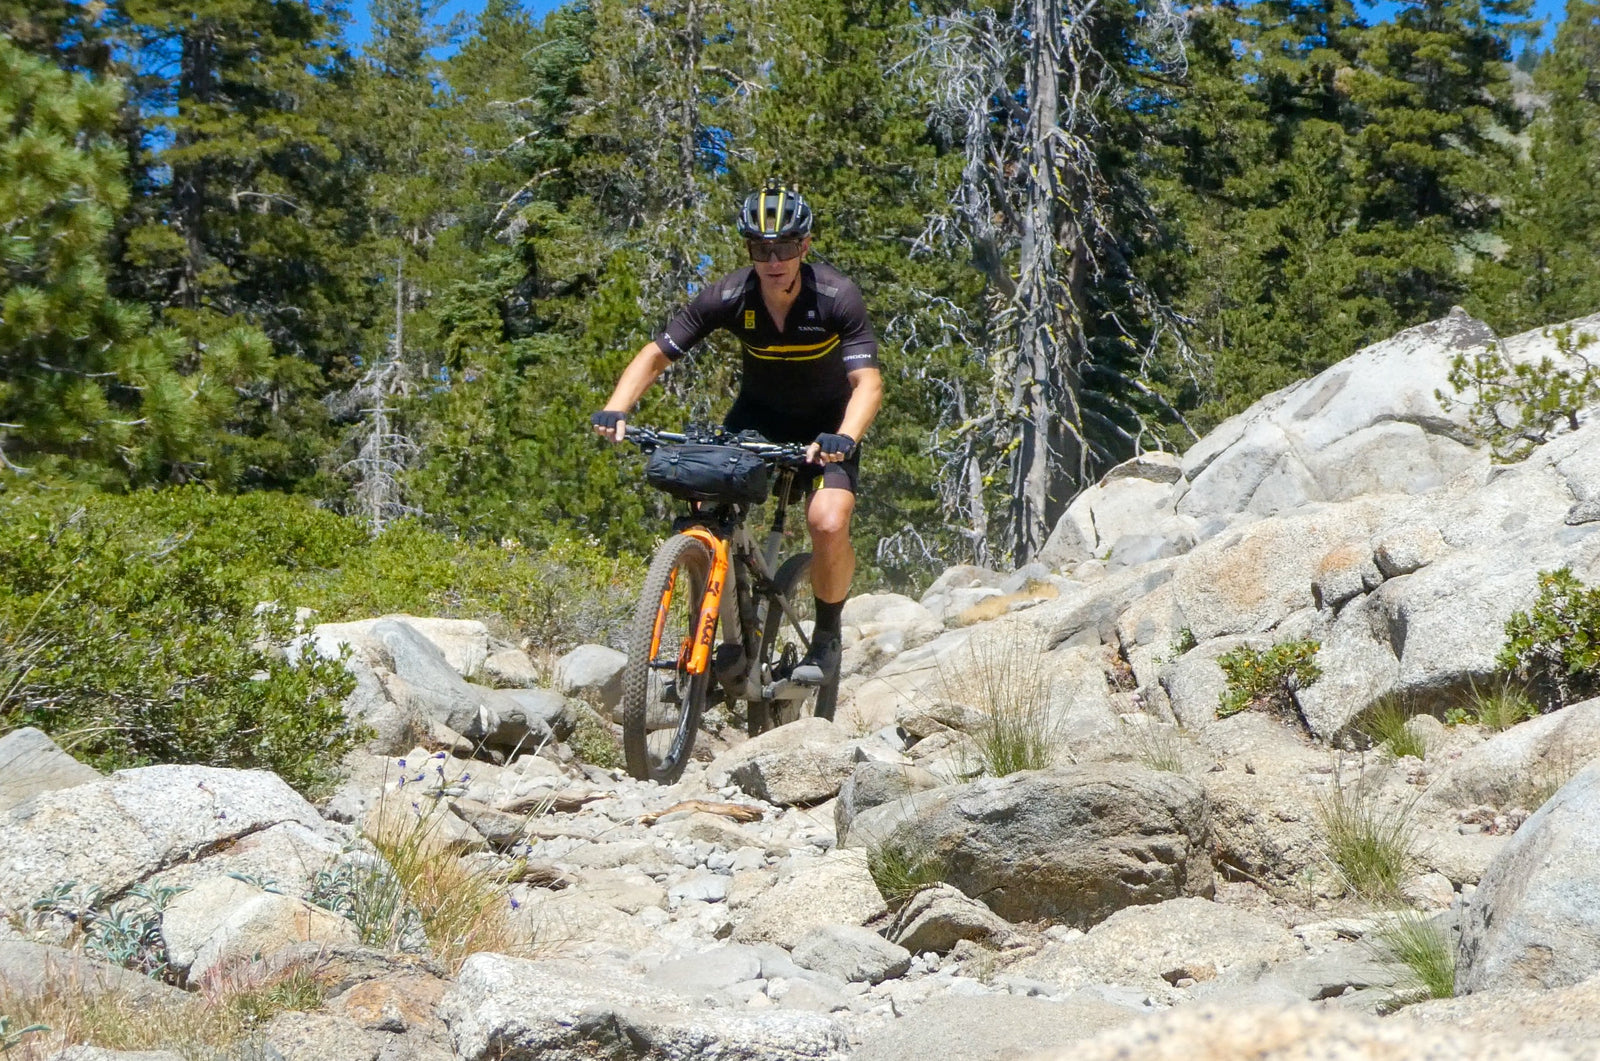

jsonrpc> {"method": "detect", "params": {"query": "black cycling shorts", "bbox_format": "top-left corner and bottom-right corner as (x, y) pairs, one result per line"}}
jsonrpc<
(786, 450), (860, 501)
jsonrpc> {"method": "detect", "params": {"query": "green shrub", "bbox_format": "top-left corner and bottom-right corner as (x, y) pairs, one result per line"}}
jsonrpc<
(1437, 328), (1600, 463)
(1498, 568), (1600, 711)
(567, 712), (623, 769)
(0, 488), (362, 795)
(0, 484), (643, 795)
(1217, 640), (1322, 722)
(1360, 695), (1428, 760)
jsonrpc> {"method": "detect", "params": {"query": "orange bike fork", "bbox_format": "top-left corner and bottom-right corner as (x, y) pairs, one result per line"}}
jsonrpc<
(648, 528), (728, 677)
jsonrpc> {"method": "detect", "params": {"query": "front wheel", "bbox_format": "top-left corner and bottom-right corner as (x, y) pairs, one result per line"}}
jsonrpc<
(621, 534), (714, 783)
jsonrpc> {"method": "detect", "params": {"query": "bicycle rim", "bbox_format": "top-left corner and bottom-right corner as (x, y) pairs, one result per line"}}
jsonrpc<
(622, 534), (713, 782)
(755, 552), (839, 729)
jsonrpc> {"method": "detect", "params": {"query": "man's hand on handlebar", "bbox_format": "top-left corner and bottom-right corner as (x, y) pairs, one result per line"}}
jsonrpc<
(805, 432), (855, 465)
(592, 410), (627, 443)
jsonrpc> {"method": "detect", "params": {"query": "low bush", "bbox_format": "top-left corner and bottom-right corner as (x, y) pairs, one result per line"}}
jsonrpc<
(1216, 640), (1322, 723)
(0, 487), (361, 795)
(26, 882), (186, 981)
(1498, 568), (1600, 711)
(0, 484), (642, 794)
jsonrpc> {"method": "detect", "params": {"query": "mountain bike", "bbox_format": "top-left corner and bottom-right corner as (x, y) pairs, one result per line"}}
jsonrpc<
(615, 425), (841, 783)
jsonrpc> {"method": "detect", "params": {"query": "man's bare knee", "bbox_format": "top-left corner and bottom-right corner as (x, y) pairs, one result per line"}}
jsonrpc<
(807, 494), (854, 541)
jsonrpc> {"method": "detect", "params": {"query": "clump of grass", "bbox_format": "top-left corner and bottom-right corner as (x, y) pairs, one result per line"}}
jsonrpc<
(1315, 770), (1419, 904)
(1375, 912), (1456, 1001)
(567, 711), (623, 769)
(1121, 720), (1188, 773)
(939, 621), (1061, 777)
(865, 836), (945, 908)
(1360, 695), (1428, 761)
(1463, 676), (1538, 732)
(363, 796), (525, 972)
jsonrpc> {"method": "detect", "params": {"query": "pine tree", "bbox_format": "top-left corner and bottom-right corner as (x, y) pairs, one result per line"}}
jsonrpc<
(0, 40), (252, 483)
(1469, 0), (1600, 330)
(1164, 0), (1532, 428)
(113, 0), (365, 487)
(906, 0), (1198, 561)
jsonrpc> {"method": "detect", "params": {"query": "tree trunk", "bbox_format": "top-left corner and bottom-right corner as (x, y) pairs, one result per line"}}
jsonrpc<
(175, 23), (215, 311)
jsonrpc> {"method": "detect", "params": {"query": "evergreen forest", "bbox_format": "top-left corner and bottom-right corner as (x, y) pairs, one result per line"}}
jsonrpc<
(5, 0), (1600, 587)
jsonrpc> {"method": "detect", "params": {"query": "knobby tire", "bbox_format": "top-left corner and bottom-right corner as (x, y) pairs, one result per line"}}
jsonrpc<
(622, 533), (713, 782)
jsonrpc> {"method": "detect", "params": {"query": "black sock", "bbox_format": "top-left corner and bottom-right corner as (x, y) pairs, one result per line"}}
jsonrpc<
(814, 597), (844, 640)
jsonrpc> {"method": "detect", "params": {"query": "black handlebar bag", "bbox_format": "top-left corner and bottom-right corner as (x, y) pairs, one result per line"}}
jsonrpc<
(645, 444), (771, 505)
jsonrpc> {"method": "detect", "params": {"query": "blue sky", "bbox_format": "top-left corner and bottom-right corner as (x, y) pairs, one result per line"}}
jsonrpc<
(342, 0), (561, 47)
(343, 0), (1568, 52)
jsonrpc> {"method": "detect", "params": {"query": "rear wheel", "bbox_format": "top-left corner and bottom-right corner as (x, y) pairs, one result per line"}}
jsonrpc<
(622, 534), (714, 782)
(750, 552), (838, 733)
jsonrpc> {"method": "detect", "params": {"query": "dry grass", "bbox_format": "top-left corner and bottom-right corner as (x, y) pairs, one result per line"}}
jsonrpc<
(1119, 719), (1189, 774)
(938, 621), (1063, 777)
(0, 957), (324, 1060)
(363, 797), (525, 972)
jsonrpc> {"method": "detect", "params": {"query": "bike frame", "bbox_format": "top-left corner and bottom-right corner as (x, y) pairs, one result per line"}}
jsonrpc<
(647, 463), (806, 686)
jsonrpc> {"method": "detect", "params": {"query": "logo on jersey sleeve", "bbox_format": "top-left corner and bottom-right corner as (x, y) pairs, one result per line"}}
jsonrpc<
(744, 310), (756, 329)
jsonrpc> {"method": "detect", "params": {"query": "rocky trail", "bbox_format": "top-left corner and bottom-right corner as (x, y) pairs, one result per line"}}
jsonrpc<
(5, 307), (1600, 1060)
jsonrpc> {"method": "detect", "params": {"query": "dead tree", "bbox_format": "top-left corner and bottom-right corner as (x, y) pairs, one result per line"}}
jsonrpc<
(912, 0), (1196, 564)
(338, 258), (421, 535)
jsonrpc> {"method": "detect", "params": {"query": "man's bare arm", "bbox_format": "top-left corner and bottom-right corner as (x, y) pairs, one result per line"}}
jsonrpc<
(807, 367), (883, 463)
(595, 342), (673, 441)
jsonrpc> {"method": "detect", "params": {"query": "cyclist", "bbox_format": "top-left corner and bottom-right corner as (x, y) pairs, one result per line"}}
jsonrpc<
(593, 181), (883, 689)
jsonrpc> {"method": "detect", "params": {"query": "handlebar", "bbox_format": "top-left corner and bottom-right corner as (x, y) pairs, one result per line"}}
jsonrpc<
(621, 426), (813, 466)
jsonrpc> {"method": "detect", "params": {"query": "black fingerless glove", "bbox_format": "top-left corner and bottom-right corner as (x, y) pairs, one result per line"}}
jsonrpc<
(814, 432), (856, 457)
(592, 410), (626, 431)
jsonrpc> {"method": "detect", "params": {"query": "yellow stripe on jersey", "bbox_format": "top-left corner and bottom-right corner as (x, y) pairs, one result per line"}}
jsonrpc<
(742, 336), (840, 361)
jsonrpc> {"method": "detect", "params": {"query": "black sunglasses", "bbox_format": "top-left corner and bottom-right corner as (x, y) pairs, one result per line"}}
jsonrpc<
(747, 240), (804, 262)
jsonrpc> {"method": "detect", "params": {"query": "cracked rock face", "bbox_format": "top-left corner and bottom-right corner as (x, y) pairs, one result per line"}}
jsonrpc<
(0, 764), (339, 914)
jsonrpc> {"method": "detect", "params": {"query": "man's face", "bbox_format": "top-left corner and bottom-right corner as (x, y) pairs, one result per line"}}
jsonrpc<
(748, 236), (809, 287)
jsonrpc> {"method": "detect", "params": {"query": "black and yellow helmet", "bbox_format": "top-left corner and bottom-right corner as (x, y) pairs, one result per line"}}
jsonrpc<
(737, 181), (814, 240)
